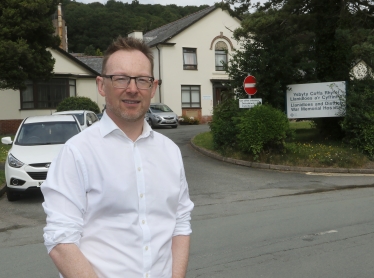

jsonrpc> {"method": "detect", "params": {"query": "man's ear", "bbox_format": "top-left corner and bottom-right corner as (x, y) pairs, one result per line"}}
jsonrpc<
(97, 76), (106, 97)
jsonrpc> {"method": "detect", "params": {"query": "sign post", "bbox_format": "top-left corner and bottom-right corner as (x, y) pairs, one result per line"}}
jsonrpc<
(243, 75), (257, 96)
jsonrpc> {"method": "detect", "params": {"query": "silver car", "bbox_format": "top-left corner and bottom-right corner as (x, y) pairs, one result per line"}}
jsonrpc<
(146, 103), (178, 128)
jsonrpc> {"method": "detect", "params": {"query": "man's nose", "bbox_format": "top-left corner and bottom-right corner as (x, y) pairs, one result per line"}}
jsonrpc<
(127, 78), (138, 91)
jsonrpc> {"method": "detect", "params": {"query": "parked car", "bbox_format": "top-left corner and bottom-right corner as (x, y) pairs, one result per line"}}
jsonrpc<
(146, 103), (178, 128)
(53, 110), (99, 130)
(96, 113), (103, 120)
(1, 115), (82, 201)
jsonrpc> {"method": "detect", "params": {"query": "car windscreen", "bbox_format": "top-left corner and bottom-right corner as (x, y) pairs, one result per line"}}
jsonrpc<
(70, 113), (84, 125)
(15, 122), (81, 145)
(150, 105), (173, 112)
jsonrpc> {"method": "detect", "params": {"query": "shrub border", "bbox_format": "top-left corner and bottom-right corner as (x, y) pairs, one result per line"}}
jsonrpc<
(190, 136), (374, 174)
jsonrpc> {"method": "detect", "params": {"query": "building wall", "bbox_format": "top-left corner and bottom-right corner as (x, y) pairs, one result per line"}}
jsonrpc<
(76, 79), (105, 111)
(152, 8), (241, 122)
(0, 49), (102, 134)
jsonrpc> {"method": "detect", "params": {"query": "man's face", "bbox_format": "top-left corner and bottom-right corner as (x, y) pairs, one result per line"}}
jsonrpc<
(97, 50), (157, 124)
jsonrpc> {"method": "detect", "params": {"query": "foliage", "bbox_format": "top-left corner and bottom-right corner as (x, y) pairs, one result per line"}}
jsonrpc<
(236, 105), (291, 158)
(341, 79), (374, 158)
(193, 122), (370, 168)
(0, 0), (60, 90)
(59, 0), (209, 53)
(84, 45), (96, 56)
(0, 170), (5, 185)
(209, 99), (244, 150)
(223, 0), (374, 114)
(178, 115), (199, 125)
(56, 96), (100, 113)
(311, 117), (345, 140)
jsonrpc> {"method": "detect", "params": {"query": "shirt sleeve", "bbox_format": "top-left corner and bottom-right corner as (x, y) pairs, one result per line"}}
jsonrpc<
(173, 151), (194, 237)
(41, 143), (88, 253)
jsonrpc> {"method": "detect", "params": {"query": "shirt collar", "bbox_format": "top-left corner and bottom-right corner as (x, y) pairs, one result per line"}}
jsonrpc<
(99, 111), (154, 140)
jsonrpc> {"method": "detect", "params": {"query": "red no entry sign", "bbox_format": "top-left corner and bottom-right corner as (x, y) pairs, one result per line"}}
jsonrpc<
(243, 75), (257, 95)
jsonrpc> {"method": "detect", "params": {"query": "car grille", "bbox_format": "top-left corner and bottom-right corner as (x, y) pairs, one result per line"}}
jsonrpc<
(164, 116), (174, 120)
(29, 163), (51, 168)
(27, 171), (48, 180)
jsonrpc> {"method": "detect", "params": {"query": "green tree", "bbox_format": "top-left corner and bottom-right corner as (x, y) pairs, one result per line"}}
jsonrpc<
(0, 0), (60, 90)
(224, 0), (374, 110)
(84, 45), (96, 56)
(61, 1), (209, 53)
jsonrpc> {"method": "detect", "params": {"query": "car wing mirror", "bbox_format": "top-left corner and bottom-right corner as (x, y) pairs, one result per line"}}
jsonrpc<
(1, 137), (13, 145)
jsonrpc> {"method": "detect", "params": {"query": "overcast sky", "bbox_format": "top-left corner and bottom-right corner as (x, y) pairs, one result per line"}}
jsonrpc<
(75, 0), (266, 7)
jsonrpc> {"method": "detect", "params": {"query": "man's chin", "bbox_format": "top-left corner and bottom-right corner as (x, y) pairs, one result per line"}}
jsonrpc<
(118, 112), (144, 123)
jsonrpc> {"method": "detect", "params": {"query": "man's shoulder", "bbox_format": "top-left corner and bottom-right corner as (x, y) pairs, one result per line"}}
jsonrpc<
(67, 123), (101, 146)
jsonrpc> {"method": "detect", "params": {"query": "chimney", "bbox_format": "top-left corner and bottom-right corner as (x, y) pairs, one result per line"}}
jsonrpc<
(58, 3), (63, 48)
(127, 31), (143, 40)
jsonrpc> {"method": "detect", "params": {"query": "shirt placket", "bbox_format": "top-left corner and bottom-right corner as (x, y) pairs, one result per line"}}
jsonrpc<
(133, 142), (152, 278)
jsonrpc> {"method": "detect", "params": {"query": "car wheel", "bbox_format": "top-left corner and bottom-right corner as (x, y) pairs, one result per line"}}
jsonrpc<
(6, 185), (20, 202)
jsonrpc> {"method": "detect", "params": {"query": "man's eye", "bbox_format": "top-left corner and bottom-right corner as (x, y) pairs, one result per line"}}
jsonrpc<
(115, 77), (129, 82)
(137, 78), (149, 83)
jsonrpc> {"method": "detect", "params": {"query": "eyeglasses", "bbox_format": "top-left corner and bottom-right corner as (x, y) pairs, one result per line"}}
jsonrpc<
(101, 75), (154, 90)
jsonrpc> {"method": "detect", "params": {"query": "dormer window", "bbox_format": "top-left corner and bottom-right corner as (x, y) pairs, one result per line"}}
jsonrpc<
(215, 41), (228, 71)
(183, 48), (197, 70)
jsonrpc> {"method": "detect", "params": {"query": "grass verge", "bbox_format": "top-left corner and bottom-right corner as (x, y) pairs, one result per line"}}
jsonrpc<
(0, 169), (4, 185)
(1, 134), (14, 185)
(193, 121), (371, 169)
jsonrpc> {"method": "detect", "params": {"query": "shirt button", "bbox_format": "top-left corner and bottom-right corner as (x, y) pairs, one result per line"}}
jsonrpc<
(142, 220), (145, 224)
(138, 167), (141, 171)
(145, 246), (148, 251)
(140, 193), (143, 198)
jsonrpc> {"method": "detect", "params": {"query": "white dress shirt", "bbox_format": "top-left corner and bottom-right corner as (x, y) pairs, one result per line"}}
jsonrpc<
(42, 112), (194, 278)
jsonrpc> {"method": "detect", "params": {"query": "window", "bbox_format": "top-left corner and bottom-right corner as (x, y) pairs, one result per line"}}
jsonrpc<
(21, 78), (76, 109)
(215, 41), (228, 71)
(181, 85), (201, 108)
(183, 48), (197, 70)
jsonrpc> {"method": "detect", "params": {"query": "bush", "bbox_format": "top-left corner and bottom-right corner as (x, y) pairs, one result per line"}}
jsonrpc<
(178, 115), (199, 125)
(341, 79), (374, 159)
(311, 117), (344, 140)
(209, 99), (244, 150)
(236, 105), (291, 158)
(56, 97), (100, 114)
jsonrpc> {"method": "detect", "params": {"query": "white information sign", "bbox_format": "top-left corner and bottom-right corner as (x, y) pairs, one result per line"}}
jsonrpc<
(287, 81), (346, 119)
(202, 95), (212, 100)
(239, 98), (262, 108)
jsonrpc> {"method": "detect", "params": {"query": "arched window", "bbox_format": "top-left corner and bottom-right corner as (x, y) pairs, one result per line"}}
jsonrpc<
(215, 41), (228, 71)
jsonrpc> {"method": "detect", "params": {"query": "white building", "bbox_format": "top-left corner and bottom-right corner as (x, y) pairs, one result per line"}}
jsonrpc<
(0, 5), (241, 133)
(141, 6), (241, 123)
(0, 47), (102, 134)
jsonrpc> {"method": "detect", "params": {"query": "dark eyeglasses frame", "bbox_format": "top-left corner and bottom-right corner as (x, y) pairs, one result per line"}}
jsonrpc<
(101, 75), (155, 90)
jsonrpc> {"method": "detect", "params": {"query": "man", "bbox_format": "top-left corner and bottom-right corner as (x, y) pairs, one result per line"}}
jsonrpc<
(42, 36), (194, 278)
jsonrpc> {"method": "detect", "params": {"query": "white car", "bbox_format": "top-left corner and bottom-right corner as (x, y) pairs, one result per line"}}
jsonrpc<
(53, 110), (99, 130)
(1, 115), (82, 201)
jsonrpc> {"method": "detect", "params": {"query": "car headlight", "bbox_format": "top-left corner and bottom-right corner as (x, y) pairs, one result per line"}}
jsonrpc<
(8, 153), (24, 168)
(156, 115), (162, 120)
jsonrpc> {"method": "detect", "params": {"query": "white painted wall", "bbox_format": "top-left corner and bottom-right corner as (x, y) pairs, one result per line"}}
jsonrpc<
(152, 8), (241, 117)
(51, 48), (93, 75)
(0, 48), (101, 121)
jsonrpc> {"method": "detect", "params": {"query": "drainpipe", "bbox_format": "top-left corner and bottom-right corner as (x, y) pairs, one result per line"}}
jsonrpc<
(58, 3), (63, 49)
(156, 45), (162, 103)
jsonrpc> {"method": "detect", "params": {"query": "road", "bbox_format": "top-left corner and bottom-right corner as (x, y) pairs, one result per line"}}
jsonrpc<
(0, 124), (373, 277)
